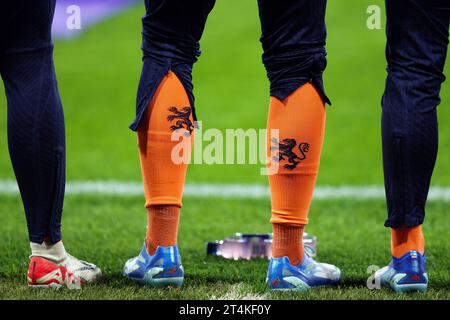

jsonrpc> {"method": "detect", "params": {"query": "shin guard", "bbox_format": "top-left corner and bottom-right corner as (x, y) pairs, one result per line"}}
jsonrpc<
(138, 71), (194, 209)
(267, 83), (326, 227)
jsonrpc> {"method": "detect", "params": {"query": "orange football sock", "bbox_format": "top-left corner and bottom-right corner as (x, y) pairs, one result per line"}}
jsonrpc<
(146, 205), (180, 255)
(391, 226), (425, 258)
(267, 83), (326, 264)
(272, 224), (304, 266)
(138, 71), (194, 256)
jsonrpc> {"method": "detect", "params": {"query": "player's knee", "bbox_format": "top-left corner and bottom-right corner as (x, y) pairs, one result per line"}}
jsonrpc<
(386, 55), (445, 105)
(383, 70), (441, 138)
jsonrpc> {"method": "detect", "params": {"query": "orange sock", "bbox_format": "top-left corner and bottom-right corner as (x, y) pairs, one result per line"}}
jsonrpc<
(267, 83), (326, 264)
(138, 71), (193, 255)
(272, 224), (304, 266)
(391, 225), (425, 258)
(146, 205), (180, 255)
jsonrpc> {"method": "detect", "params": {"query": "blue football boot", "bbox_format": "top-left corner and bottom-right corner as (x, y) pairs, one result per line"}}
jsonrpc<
(267, 254), (341, 291)
(375, 250), (428, 293)
(123, 243), (184, 287)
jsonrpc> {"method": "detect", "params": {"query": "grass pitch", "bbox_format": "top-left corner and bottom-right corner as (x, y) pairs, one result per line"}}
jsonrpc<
(0, 1), (450, 300)
(0, 195), (449, 300)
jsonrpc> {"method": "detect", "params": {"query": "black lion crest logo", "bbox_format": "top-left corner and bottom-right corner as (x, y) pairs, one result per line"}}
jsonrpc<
(271, 138), (310, 170)
(167, 106), (194, 135)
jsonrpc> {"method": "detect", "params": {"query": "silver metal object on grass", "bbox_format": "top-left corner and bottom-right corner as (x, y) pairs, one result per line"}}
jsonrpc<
(207, 233), (317, 260)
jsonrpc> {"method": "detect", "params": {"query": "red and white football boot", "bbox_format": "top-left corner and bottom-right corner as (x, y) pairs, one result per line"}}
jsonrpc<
(27, 256), (81, 289)
(28, 241), (102, 287)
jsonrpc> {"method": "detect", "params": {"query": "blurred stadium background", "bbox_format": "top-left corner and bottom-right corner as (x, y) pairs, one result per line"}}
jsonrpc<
(0, 0), (449, 299)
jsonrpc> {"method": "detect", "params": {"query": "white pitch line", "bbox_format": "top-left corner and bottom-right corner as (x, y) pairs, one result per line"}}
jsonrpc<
(0, 180), (450, 200)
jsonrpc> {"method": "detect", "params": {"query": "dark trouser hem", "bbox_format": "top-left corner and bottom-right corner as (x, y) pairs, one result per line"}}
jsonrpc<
(129, 58), (197, 132)
(384, 203), (426, 228)
(384, 212), (425, 229)
(270, 75), (331, 106)
(29, 230), (62, 245)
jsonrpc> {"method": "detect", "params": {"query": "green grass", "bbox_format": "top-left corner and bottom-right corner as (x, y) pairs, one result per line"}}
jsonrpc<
(0, 195), (449, 300)
(0, 0), (450, 300)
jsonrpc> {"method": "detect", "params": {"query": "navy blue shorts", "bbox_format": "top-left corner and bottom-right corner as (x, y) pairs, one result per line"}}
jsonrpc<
(130, 0), (330, 131)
